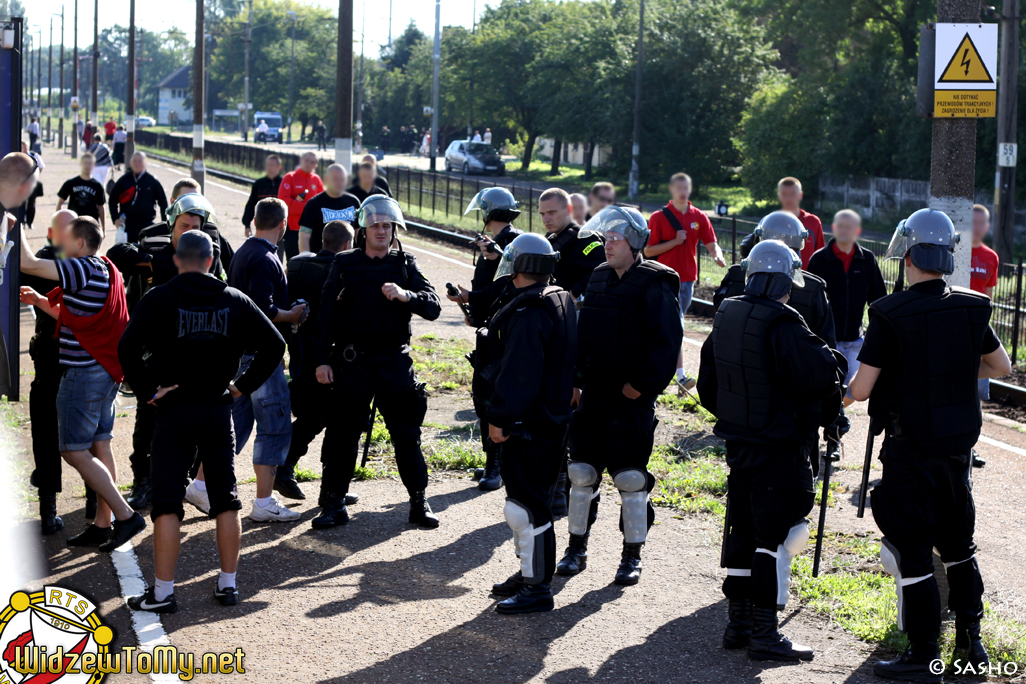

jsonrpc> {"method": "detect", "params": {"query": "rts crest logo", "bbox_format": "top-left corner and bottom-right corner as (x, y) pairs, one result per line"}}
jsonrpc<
(0, 586), (114, 683)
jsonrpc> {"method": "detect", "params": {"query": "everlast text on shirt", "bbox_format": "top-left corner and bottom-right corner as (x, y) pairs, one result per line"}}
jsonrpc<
(177, 307), (231, 338)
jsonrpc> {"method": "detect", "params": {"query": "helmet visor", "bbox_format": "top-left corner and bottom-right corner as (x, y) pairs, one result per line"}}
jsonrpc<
(359, 195), (406, 229)
(743, 251), (804, 287)
(883, 220), (909, 261)
(582, 206), (645, 248)
(464, 191), (489, 216)
(494, 243), (516, 281)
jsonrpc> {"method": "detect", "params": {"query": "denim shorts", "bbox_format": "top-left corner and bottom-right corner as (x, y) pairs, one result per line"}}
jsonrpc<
(232, 355), (292, 466)
(678, 280), (695, 328)
(978, 378), (990, 402)
(836, 338), (864, 400)
(56, 364), (120, 451)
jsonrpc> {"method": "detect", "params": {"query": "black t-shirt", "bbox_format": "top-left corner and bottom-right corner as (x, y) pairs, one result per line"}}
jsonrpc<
(57, 176), (106, 219)
(859, 279), (1001, 369)
(298, 191), (360, 253)
(346, 178), (392, 204)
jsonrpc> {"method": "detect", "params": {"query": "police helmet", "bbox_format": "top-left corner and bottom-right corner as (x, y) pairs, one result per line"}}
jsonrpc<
(582, 205), (649, 251)
(494, 232), (560, 280)
(167, 193), (215, 230)
(753, 211), (808, 251)
(742, 239), (804, 299)
(464, 187), (521, 225)
(358, 194), (406, 231)
(884, 208), (958, 275)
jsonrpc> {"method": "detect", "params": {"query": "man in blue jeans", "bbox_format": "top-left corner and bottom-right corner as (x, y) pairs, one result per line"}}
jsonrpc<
(188, 198), (308, 522)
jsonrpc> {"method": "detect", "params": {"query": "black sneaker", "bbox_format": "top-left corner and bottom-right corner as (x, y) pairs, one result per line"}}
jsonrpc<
(127, 587), (178, 614)
(99, 512), (147, 553)
(273, 476), (306, 501)
(213, 583), (240, 606)
(67, 524), (111, 547)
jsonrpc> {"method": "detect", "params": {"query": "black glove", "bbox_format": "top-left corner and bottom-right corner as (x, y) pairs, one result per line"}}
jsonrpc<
(824, 413), (851, 445)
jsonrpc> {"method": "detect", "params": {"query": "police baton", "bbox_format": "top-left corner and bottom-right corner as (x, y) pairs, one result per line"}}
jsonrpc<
(857, 427), (876, 519)
(361, 398), (378, 468)
(446, 282), (472, 321)
(812, 437), (841, 578)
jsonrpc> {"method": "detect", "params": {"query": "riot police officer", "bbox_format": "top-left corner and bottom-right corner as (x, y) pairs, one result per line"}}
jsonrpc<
(713, 211), (836, 347)
(558, 206), (682, 586)
(849, 209), (1011, 683)
(276, 220), (359, 503)
(446, 188), (524, 491)
(105, 193), (221, 510)
(540, 187), (605, 299)
(477, 233), (577, 614)
(697, 240), (844, 662)
(312, 195), (442, 529)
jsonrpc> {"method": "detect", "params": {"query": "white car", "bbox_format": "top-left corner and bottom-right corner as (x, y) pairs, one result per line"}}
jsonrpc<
(134, 116), (156, 128)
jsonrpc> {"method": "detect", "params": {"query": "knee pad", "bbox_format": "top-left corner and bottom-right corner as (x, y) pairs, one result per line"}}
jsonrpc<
(880, 537), (933, 632)
(567, 462), (600, 536)
(613, 468), (650, 544)
(503, 499), (551, 583)
(755, 520), (810, 610)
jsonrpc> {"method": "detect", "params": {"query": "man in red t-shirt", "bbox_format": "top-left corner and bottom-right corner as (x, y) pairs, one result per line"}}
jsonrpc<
(644, 172), (725, 387)
(777, 177), (824, 268)
(104, 118), (117, 142)
(970, 204), (999, 298)
(277, 151), (324, 262)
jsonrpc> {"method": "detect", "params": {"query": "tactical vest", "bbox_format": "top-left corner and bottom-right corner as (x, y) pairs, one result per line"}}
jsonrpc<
(473, 285), (575, 417)
(868, 286), (992, 451)
(287, 252), (334, 322)
(715, 264), (825, 329)
(577, 259), (679, 382)
(711, 296), (803, 433)
(331, 249), (416, 351)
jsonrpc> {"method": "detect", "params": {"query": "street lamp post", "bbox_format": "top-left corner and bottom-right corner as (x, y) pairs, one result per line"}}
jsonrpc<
(47, 17), (54, 143)
(71, 0), (78, 159)
(429, 0), (439, 171)
(286, 10), (296, 144)
(58, 7), (65, 149)
(192, 0), (205, 189)
(335, 0), (354, 169)
(243, 0), (252, 141)
(37, 28), (42, 120)
(126, 0), (135, 159)
(628, 0), (644, 199)
(91, 0), (98, 126)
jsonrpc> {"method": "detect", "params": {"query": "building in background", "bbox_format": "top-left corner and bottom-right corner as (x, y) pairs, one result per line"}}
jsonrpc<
(157, 65), (192, 126)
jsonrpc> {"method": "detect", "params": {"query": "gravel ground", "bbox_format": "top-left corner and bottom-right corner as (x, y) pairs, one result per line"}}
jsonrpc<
(10, 147), (1026, 683)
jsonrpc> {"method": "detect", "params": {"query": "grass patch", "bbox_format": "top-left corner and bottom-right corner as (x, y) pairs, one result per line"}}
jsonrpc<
(136, 145), (260, 181)
(649, 443), (728, 517)
(425, 439), (486, 471)
(294, 468), (321, 483)
(409, 336), (474, 394)
(656, 390), (716, 424)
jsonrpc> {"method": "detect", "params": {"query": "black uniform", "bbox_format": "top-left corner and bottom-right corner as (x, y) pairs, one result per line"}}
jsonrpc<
(118, 272), (285, 521)
(283, 249), (337, 476)
(698, 295), (841, 610)
(713, 264), (836, 347)
(108, 170), (169, 243)
(862, 279), (997, 647)
(23, 245), (63, 494)
(546, 223), (604, 298)
(467, 225), (523, 326)
(314, 248), (441, 499)
(476, 283), (577, 585)
(570, 257), (682, 532)
(242, 175), (283, 229)
(106, 223), (230, 487)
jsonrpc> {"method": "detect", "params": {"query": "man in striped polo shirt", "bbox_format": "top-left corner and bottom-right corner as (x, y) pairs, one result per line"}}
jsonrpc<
(19, 216), (146, 553)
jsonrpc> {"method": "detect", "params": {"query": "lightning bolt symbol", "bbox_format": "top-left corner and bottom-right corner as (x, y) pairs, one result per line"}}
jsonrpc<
(960, 48), (972, 76)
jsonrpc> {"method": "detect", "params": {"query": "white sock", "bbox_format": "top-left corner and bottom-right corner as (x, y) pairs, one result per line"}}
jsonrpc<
(217, 571), (236, 591)
(153, 578), (175, 602)
(675, 368), (687, 381)
(255, 496), (273, 508)
(192, 479), (207, 492)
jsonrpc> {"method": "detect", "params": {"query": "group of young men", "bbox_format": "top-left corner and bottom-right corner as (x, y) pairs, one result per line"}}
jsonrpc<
(2, 144), (1014, 681)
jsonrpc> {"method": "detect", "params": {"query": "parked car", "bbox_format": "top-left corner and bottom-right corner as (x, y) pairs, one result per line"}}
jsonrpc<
(253, 111), (284, 143)
(135, 116), (156, 128)
(444, 140), (506, 176)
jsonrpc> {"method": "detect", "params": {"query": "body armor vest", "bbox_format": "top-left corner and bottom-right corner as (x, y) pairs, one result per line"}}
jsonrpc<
(331, 249), (415, 351)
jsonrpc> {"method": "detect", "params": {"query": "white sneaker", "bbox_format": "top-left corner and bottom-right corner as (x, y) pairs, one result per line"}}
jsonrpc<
(248, 497), (301, 523)
(184, 480), (210, 514)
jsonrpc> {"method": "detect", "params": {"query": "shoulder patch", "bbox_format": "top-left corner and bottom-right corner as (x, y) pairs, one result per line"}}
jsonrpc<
(582, 241), (602, 256)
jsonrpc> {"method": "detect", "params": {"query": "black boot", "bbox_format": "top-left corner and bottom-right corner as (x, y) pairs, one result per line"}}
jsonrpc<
(723, 599), (753, 649)
(614, 542), (644, 586)
(495, 583), (554, 614)
(556, 533), (589, 576)
(873, 642), (942, 683)
(318, 489), (360, 507)
(311, 493), (349, 529)
(39, 491), (64, 535)
(274, 474), (307, 501)
(953, 611), (989, 672)
(84, 487), (97, 520)
(491, 572), (526, 597)
(478, 452), (502, 491)
(127, 478), (152, 510)
(409, 491), (440, 528)
(99, 512), (147, 553)
(747, 606), (814, 662)
(550, 473), (568, 517)
(971, 449), (986, 468)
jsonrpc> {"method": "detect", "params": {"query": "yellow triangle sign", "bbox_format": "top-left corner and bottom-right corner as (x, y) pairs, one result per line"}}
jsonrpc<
(938, 33), (994, 84)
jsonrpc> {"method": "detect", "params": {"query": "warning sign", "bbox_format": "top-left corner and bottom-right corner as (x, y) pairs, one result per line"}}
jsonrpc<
(934, 23), (997, 118)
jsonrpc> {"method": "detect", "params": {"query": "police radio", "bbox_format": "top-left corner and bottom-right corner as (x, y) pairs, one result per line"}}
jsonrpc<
(469, 235), (501, 256)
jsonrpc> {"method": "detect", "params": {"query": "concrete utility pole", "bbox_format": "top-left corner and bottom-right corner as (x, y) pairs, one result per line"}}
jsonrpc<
(71, 0), (77, 158)
(993, 0), (1019, 264)
(627, 0), (644, 199)
(37, 28), (42, 120)
(125, 0), (135, 159)
(355, 3), (365, 153)
(47, 17), (53, 142)
(90, 0), (97, 126)
(286, 11), (296, 144)
(930, 0), (980, 288)
(429, 0), (439, 171)
(242, 0), (252, 141)
(335, 0), (354, 169)
(58, 7), (64, 149)
(192, 0), (205, 190)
